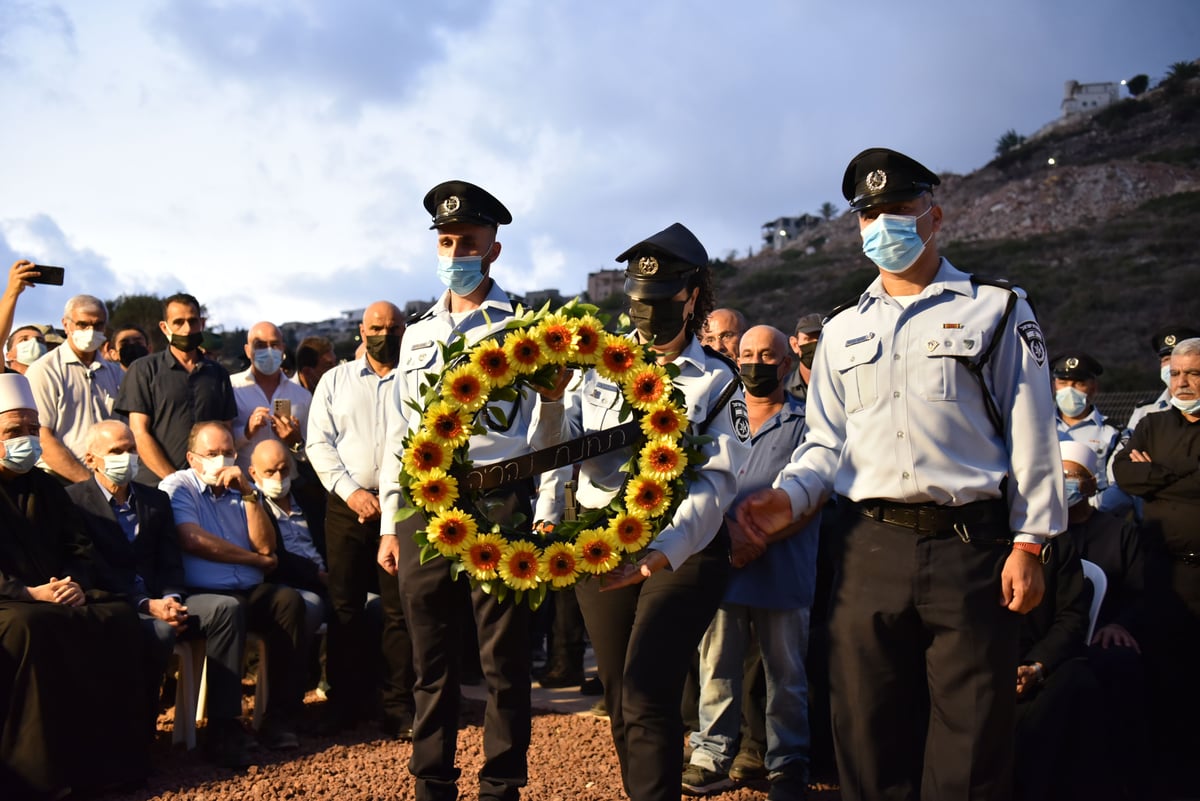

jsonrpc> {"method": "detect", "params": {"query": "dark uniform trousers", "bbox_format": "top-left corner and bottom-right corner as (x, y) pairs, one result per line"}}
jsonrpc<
(324, 491), (415, 724)
(575, 528), (730, 801)
(397, 487), (533, 801)
(828, 510), (1019, 801)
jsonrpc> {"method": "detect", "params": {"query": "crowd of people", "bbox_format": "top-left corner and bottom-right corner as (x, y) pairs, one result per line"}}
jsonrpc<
(1, 156), (1198, 801)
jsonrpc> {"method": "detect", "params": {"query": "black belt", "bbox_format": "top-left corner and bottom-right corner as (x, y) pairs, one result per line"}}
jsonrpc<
(854, 498), (1009, 539)
(1169, 552), (1200, 566)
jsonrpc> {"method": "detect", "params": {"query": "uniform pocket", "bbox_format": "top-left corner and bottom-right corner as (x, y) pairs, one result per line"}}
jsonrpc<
(920, 328), (983, 401)
(830, 333), (881, 414)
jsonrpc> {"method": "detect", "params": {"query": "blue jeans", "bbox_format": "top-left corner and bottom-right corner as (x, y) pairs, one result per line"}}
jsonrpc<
(689, 604), (811, 779)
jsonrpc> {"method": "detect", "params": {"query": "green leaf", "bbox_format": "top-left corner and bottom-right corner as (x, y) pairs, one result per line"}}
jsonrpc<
(394, 506), (419, 522)
(419, 544), (438, 565)
(495, 583), (508, 603)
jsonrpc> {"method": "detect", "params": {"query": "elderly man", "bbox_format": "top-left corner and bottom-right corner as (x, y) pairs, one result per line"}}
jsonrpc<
(232, 321), (310, 471)
(738, 148), (1063, 801)
(114, 293), (237, 485)
(67, 420), (187, 736)
(0, 374), (148, 798)
(1112, 336), (1200, 798)
(1123, 324), (1200, 442)
(26, 294), (124, 482)
(306, 301), (415, 738)
(684, 325), (816, 801)
(160, 421), (308, 763)
(1050, 351), (1130, 515)
(700, 308), (746, 361)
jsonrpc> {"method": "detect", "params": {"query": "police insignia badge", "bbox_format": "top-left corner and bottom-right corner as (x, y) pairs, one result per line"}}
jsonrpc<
(730, 398), (750, 442)
(1166, 334), (1177, 347)
(638, 256), (659, 276)
(927, 340), (938, 352)
(1066, 357), (1079, 369)
(865, 169), (887, 192)
(442, 195), (461, 214)
(1017, 321), (1047, 366)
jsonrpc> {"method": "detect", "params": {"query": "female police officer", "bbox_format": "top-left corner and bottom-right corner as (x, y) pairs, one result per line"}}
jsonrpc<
(565, 222), (751, 801)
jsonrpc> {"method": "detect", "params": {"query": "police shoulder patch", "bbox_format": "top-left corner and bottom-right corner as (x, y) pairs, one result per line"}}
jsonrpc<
(1017, 320), (1046, 367)
(730, 398), (750, 442)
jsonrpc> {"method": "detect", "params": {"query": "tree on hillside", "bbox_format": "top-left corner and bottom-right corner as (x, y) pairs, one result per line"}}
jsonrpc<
(1165, 61), (1200, 83)
(107, 293), (164, 345)
(819, 201), (838, 221)
(995, 129), (1026, 157)
(1125, 74), (1149, 96)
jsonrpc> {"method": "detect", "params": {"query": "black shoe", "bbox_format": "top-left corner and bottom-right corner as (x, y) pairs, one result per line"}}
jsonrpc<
(579, 676), (603, 696)
(258, 720), (300, 750)
(381, 715), (414, 742)
(729, 748), (767, 781)
(537, 666), (584, 688)
(681, 764), (734, 796)
(767, 772), (810, 801)
(204, 720), (256, 768)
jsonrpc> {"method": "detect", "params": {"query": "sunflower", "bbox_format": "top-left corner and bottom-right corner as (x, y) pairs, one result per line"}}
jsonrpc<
(422, 402), (472, 448)
(470, 343), (516, 385)
(577, 529), (621, 575)
(504, 333), (543, 374)
(638, 436), (687, 481)
(411, 469), (459, 513)
(498, 540), (542, 591)
(533, 314), (576, 364)
(624, 476), (672, 518)
(641, 402), (687, 440)
(597, 339), (643, 381)
(623, 364), (670, 410)
(540, 542), (580, 588)
(572, 316), (605, 364)
(608, 513), (652, 552)
(425, 509), (477, 557)
(463, 533), (505, 581)
(401, 433), (453, 475)
(442, 363), (490, 411)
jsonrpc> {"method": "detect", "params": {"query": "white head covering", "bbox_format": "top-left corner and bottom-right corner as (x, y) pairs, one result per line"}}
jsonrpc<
(0, 373), (37, 414)
(1058, 440), (1098, 477)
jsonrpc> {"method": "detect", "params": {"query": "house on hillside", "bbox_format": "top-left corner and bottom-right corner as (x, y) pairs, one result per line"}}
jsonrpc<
(587, 268), (624, 302)
(1062, 80), (1120, 116)
(761, 214), (821, 252)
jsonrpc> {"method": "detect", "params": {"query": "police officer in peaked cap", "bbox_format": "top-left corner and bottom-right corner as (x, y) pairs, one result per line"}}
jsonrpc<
(738, 147), (1065, 800)
(558, 222), (751, 801)
(1050, 351), (1130, 515)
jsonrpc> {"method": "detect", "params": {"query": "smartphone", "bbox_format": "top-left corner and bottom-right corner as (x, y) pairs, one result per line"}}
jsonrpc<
(29, 265), (65, 286)
(273, 398), (292, 418)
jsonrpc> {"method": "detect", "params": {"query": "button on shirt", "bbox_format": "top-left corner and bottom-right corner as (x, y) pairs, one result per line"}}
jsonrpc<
(231, 367), (312, 471)
(560, 336), (751, 570)
(776, 259), (1065, 542)
(160, 468), (263, 590)
(26, 344), (123, 464)
(378, 281), (567, 532)
(725, 397), (816, 610)
(307, 356), (395, 500)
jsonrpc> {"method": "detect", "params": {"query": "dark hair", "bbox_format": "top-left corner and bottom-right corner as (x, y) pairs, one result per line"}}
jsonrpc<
(162, 293), (201, 320)
(111, 323), (148, 340)
(296, 335), (334, 369)
(686, 264), (716, 339)
(5, 325), (44, 352)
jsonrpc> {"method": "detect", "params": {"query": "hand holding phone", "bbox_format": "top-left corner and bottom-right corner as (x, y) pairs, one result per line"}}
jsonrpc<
(29, 265), (65, 286)
(273, 398), (292, 418)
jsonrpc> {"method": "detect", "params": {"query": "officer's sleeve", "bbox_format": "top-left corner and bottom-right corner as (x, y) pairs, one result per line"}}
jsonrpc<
(774, 336), (843, 519)
(986, 294), (1066, 541)
(378, 378), (411, 537)
(532, 374), (584, 524)
(650, 377), (751, 570)
(304, 369), (354, 499)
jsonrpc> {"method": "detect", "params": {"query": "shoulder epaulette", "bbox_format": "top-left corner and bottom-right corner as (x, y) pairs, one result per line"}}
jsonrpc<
(824, 296), (861, 325)
(971, 274), (1034, 314)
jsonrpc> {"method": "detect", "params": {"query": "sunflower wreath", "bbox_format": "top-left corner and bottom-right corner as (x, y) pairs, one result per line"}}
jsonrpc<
(394, 298), (710, 609)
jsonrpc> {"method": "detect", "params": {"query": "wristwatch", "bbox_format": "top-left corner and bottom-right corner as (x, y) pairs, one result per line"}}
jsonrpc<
(1011, 541), (1046, 562)
(242, 489), (261, 505)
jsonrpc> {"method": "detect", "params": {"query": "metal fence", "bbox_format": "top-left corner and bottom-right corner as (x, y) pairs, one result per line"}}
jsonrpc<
(1094, 390), (1160, 429)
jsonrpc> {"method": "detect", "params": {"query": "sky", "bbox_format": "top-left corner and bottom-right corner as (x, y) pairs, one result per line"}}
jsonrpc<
(1, 0), (1197, 333)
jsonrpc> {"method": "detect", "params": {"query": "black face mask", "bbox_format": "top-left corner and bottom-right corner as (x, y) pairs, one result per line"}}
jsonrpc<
(629, 298), (688, 346)
(798, 340), (818, 370)
(365, 333), (401, 365)
(739, 363), (782, 397)
(168, 331), (205, 353)
(118, 342), (150, 367)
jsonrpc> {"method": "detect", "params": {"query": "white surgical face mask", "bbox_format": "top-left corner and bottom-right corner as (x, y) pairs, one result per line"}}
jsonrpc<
(101, 452), (139, 486)
(195, 454), (235, 485)
(15, 338), (47, 365)
(0, 434), (42, 473)
(258, 475), (291, 500)
(1162, 364), (1173, 387)
(1170, 394), (1200, 415)
(1055, 386), (1090, 418)
(71, 328), (107, 353)
(860, 206), (934, 274)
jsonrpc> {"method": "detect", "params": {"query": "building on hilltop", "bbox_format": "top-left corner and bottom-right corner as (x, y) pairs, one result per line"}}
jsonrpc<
(1062, 80), (1120, 116)
(761, 214), (822, 252)
(587, 268), (624, 303)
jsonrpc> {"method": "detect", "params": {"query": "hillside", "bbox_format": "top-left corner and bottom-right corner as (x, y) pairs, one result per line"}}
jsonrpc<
(718, 74), (1200, 392)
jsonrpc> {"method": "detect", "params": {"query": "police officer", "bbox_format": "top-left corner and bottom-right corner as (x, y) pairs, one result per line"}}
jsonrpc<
(1050, 351), (1130, 515)
(738, 148), (1065, 801)
(376, 180), (568, 801)
(564, 222), (751, 801)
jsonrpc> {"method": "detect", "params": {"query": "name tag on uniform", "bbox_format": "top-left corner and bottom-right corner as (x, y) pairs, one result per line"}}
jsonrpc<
(845, 332), (876, 347)
(411, 341), (435, 351)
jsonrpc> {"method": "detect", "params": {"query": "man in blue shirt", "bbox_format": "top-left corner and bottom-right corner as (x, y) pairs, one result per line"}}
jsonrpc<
(161, 421), (307, 765)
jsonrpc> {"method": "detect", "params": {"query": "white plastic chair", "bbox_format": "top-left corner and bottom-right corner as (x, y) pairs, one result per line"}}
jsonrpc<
(1079, 558), (1107, 645)
(171, 640), (205, 750)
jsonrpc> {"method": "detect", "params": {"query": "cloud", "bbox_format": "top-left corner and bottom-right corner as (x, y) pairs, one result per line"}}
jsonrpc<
(0, 2), (75, 69)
